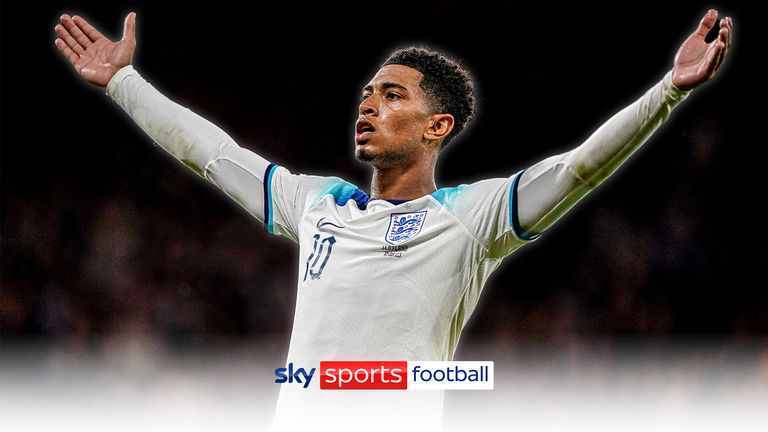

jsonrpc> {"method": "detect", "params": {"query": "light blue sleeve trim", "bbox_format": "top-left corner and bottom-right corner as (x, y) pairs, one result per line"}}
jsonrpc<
(509, 170), (540, 241)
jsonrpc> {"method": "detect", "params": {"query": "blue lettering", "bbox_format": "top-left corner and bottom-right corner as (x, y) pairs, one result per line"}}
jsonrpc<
(456, 367), (467, 382)
(275, 363), (317, 388)
(469, 369), (479, 381)
(303, 367), (316, 389)
(434, 370), (445, 381)
(411, 365), (421, 381)
(420, 370), (432, 381)
(274, 367), (288, 384)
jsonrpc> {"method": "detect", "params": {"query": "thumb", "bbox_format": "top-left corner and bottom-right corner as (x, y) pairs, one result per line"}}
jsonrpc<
(122, 11), (136, 42)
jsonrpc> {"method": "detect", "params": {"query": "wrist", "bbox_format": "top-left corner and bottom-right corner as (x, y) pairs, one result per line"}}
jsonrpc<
(105, 64), (138, 98)
(664, 70), (691, 103)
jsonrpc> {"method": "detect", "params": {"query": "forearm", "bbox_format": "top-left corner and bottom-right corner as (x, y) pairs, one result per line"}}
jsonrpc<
(518, 71), (690, 234)
(106, 65), (272, 220)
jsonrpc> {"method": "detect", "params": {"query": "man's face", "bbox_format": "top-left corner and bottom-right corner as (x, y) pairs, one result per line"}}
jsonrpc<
(354, 65), (433, 168)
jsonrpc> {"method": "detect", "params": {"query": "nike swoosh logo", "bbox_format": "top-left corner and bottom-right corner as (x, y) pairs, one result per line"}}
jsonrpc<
(317, 217), (345, 230)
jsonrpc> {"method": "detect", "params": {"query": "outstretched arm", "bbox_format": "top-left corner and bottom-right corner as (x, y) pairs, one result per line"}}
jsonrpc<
(54, 13), (274, 223)
(516, 10), (733, 236)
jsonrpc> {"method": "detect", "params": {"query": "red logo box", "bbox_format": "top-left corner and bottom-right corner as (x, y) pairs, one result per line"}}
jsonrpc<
(319, 361), (408, 390)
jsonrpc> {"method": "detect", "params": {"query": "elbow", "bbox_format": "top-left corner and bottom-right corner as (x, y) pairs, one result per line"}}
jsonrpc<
(562, 152), (599, 189)
(568, 160), (591, 184)
(563, 144), (620, 189)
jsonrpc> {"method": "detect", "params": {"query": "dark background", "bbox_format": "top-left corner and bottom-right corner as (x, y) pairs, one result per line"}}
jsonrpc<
(1, 1), (765, 364)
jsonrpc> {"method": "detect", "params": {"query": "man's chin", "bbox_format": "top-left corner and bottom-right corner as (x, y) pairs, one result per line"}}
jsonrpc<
(354, 146), (376, 163)
(354, 142), (408, 168)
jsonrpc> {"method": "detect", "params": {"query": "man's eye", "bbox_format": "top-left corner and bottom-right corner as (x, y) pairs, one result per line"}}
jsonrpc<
(361, 94), (370, 101)
(386, 93), (401, 100)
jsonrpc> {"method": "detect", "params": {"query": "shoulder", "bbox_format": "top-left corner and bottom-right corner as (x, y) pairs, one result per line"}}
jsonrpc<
(430, 176), (516, 209)
(314, 176), (369, 208)
(277, 170), (368, 209)
(429, 184), (469, 212)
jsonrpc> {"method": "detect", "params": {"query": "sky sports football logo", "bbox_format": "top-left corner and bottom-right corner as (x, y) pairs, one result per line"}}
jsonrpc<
(274, 361), (493, 390)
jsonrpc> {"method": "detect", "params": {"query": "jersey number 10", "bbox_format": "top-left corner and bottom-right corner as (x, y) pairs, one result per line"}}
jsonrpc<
(303, 234), (336, 282)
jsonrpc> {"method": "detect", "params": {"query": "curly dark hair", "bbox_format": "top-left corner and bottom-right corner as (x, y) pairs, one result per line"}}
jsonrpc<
(383, 47), (476, 150)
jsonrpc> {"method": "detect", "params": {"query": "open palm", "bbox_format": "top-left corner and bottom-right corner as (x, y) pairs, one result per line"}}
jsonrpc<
(54, 13), (137, 87)
(672, 9), (733, 91)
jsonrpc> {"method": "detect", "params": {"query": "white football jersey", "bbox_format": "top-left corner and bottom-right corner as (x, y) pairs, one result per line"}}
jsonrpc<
(265, 164), (536, 364)
(265, 164), (536, 431)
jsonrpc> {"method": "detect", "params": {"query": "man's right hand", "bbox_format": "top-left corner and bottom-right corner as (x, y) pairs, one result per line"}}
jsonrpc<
(54, 12), (137, 87)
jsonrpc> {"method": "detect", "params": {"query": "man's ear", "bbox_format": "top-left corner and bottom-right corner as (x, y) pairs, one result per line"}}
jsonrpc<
(424, 113), (454, 142)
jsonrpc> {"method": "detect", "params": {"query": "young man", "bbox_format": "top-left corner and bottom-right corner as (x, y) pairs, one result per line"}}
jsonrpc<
(54, 9), (732, 431)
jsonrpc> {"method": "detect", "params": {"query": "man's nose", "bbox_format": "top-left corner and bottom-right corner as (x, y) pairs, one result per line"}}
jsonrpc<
(359, 97), (378, 116)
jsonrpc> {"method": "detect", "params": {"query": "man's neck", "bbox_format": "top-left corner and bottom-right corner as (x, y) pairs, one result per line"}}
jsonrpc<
(369, 158), (437, 201)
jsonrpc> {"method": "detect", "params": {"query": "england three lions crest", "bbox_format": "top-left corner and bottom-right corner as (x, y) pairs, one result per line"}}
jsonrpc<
(385, 211), (427, 245)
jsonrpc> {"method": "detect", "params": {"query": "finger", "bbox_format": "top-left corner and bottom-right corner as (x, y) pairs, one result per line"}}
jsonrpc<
(55, 38), (79, 66)
(72, 15), (105, 42)
(712, 44), (725, 77)
(722, 17), (733, 52)
(54, 24), (85, 55)
(716, 36), (728, 68)
(60, 14), (92, 48)
(718, 26), (730, 63)
(695, 9), (718, 38)
(704, 41), (724, 79)
(711, 50), (725, 79)
(122, 12), (136, 42)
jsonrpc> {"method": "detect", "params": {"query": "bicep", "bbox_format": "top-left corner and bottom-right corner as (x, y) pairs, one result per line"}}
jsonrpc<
(204, 142), (272, 222)
(516, 151), (593, 235)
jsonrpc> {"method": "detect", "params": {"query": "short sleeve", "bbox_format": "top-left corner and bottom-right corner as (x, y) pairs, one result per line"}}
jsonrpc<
(432, 171), (540, 259)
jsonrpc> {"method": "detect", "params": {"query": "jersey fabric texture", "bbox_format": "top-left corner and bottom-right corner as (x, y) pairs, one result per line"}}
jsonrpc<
(265, 165), (535, 365)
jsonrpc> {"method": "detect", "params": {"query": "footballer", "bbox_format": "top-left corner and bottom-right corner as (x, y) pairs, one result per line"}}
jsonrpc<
(54, 9), (732, 431)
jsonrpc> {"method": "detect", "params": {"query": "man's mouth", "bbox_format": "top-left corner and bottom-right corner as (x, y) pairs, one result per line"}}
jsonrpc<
(355, 119), (376, 144)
